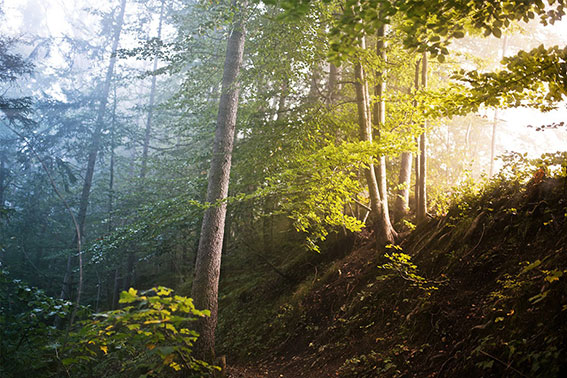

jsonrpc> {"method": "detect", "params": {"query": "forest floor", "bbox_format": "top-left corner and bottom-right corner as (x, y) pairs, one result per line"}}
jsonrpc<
(218, 176), (567, 377)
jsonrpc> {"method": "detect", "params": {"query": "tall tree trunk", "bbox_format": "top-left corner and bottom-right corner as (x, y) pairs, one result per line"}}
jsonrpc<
(373, 24), (396, 241)
(413, 58), (421, 218)
(140, 0), (166, 179)
(354, 35), (395, 246)
(417, 52), (428, 223)
(60, 0), (127, 301)
(395, 152), (412, 222)
(111, 267), (121, 309)
(0, 152), (6, 206)
(191, 2), (246, 361)
(308, 63), (322, 100)
(328, 63), (341, 104)
(108, 86), (117, 233)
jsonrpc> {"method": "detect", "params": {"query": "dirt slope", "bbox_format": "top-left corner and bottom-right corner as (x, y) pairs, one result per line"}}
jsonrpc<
(220, 176), (567, 377)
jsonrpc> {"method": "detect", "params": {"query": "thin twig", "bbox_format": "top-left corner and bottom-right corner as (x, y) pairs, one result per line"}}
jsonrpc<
(354, 198), (372, 212)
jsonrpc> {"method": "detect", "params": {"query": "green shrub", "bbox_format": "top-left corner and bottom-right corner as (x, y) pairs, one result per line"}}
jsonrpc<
(61, 286), (219, 377)
(0, 268), (72, 377)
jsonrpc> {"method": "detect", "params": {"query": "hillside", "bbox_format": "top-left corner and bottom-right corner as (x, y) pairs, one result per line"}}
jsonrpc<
(219, 175), (567, 377)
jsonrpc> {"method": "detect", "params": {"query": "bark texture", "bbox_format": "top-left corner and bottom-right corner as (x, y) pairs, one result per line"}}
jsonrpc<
(395, 151), (412, 222)
(354, 35), (395, 246)
(373, 24), (397, 243)
(0, 153), (6, 206)
(417, 52), (428, 223)
(191, 5), (246, 361)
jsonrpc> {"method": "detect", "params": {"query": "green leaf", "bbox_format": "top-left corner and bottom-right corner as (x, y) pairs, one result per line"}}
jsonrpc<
(119, 288), (139, 304)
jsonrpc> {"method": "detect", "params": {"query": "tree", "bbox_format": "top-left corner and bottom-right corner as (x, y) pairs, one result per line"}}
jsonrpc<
(191, 0), (247, 360)
(0, 37), (34, 207)
(353, 35), (386, 245)
(140, 0), (167, 180)
(372, 23), (397, 243)
(416, 52), (428, 223)
(60, 0), (127, 304)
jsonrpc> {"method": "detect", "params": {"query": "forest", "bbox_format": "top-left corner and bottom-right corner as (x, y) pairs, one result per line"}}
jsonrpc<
(1, 0), (567, 377)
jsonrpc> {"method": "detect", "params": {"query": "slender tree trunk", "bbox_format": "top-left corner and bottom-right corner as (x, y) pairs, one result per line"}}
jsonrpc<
(59, 0), (127, 302)
(308, 63), (322, 100)
(124, 251), (135, 289)
(0, 152), (6, 206)
(328, 63), (341, 104)
(111, 268), (120, 309)
(108, 86), (117, 233)
(395, 152), (412, 222)
(354, 35), (395, 246)
(413, 58), (421, 217)
(77, 0), (126, 237)
(191, 1), (246, 361)
(417, 52), (428, 223)
(373, 24), (396, 240)
(140, 0), (166, 179)
(95, 269), (102, 312)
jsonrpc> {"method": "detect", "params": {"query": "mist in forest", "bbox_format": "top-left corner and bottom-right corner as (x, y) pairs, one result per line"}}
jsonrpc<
(1, 0), (567, 376)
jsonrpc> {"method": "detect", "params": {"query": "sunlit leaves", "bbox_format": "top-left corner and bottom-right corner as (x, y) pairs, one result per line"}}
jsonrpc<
(452, 45), (567, 112)
(266, 140), (374, 251)
(277, 0), (566, 61)
(62, 286), (217, 377)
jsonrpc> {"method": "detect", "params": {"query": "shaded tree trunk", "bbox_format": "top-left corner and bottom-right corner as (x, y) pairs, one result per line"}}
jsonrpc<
(413, 58), (421, 218)
(395, 152), (412, 222)
(417, 52), (428, 223)
(373, 24), (396, 242)
(191, 2), (246, 361)
(0, 152), (6, 206)
(108, 86), (117, 233)
(60, 0), (127, 301)
(111, 268), (121, 309)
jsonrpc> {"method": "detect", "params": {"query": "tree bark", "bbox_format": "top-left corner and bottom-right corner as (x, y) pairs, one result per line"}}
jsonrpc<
(108, 85), (117, 233)
(328, 63), (341, 104)
(354, 35), (396, 246)
(191, 2), (246, 361)
(417, 52), (428, 223)
(394, 151), (412, 222)
(413, 58), (421, 218)
(373, 24), (396, 242)
(0, 152), (6, 206)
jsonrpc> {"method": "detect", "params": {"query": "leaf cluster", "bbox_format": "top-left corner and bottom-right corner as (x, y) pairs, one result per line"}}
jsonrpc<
(61, 287), (217, 377)
(453, 45), (567, 112)
(0, 269), (73, 377)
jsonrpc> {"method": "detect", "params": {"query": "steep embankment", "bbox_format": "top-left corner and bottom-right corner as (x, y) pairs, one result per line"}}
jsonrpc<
(221, 176), (567, 377)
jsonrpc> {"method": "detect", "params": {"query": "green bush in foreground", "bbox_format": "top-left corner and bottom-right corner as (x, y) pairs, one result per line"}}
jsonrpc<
(61, 286), (218, 377)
